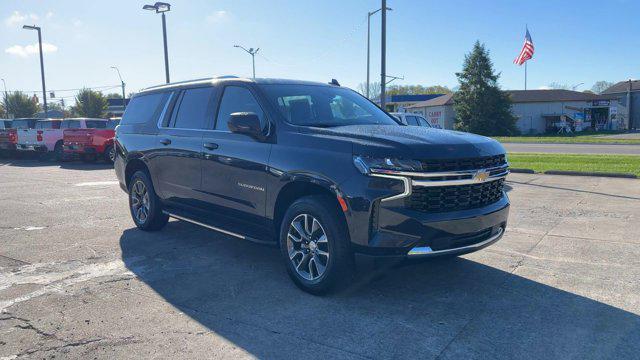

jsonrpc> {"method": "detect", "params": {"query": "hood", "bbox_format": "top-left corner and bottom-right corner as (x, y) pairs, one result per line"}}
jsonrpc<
(307, 125), (505, 160)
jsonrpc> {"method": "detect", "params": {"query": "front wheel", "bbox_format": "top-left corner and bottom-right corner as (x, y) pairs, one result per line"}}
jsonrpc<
(279, 195), (353, 295)
(128, 171), (168, 231)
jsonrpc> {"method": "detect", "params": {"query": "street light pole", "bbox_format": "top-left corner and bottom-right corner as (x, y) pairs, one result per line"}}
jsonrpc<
(143, 2), (171, 83)
(380, 0), (387, 110)
(111, 66), (126, 110)
(22, 25), (47, 116)
(1, 78), (7, 118)
(234, 45), (260, 78)
(366, 6), (391, 99)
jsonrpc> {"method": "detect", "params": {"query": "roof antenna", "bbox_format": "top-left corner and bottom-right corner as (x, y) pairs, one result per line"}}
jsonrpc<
(329, 79), (340, 86)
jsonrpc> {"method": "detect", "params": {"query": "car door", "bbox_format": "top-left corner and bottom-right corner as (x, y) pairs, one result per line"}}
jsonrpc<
(153, 86), (217, 209)
(200, 85), (272, 230)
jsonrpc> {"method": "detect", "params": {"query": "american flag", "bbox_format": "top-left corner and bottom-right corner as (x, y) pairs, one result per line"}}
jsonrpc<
(514, 28), (534, 65)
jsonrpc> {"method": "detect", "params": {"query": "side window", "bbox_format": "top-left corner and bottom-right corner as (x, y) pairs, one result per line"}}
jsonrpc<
(215, 86), (264, 131)
(121, 92), (171, 125)
(417, 117), (431, 127)
(171, 87), (215, 129)
(405, 116), (419, 126)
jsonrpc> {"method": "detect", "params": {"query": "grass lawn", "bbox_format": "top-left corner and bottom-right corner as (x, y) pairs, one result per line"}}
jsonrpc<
(507, 153), (640, 176)
(495, 133), (640, 145)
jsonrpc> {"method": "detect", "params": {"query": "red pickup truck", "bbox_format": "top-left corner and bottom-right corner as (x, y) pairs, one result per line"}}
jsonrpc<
(0, 118), (38, 157)
(63, 118), (120, 162)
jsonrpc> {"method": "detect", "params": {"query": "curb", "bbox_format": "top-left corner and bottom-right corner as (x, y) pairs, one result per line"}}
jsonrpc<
(509, 168), (637, 179)
(543, 170), (637, 179)
(510, 168), (536, 174)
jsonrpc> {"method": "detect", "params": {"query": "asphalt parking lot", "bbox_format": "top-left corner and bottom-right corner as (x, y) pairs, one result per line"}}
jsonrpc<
(1, 159), (639, 359)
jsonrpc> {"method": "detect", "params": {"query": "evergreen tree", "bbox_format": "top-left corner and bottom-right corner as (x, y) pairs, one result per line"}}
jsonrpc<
(453, 41), (519, 135)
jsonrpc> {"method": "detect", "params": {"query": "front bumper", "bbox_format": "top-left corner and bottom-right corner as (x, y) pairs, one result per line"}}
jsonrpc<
(341, 170), (510, 258)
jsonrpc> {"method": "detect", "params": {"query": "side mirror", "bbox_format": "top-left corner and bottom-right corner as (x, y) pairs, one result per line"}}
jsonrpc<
(228, 112), (264, 139)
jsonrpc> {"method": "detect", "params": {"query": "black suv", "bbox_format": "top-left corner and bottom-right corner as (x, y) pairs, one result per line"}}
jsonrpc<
(114, 77), (509, 294)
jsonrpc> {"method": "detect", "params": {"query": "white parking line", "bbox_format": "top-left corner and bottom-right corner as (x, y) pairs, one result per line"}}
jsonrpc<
(74, 181), (119, 187)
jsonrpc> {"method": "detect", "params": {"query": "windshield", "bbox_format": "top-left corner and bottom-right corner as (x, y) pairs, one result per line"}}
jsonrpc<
(12, 120), (35, 129)
(260, 84), (398, 127)
(86, 120), (107, 129)
(107, 119), (120, 129)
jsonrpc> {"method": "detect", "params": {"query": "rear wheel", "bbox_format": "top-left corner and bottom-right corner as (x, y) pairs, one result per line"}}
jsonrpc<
(279, 195), (353, 295)
(128, 171), (168, 231)
(54, 142), (64, 162)
(104, 145), (115, 163)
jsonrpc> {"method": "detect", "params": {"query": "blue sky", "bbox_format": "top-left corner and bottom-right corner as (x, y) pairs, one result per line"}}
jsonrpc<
(1, 0), (639, 104)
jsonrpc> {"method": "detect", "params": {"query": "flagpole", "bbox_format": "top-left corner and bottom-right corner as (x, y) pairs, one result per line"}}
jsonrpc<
(525, 61), (527, 90)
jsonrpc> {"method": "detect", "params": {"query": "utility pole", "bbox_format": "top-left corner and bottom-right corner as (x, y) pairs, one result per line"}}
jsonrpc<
(366, 6), (392, 99)
(143, 2), (172, 83)
(1, 79), (7, 118)
(380, 0), (387, 110)
(22, 25), (48, 116)
(111, 66), (126, 110)
(234, 45), (260, 78)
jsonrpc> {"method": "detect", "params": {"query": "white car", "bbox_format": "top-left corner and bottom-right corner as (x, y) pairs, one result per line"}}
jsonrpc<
(390, 112), (435, 128)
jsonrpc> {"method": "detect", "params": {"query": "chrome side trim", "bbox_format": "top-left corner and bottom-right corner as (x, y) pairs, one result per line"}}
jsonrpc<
(412, 171), (509, 187)
(163, 211), (246, 240)
(370, 173), (412, 202)
(407, 227), (504, 257)
(370, 164), (508, 178)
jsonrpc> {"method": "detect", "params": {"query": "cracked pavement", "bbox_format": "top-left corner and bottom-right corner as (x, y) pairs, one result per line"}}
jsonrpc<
(1, 159), (639, 359)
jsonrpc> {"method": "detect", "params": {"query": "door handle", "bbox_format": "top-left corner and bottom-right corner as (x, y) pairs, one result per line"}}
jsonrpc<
(203, 142), (219, 150)
(160, 138), (171, 145)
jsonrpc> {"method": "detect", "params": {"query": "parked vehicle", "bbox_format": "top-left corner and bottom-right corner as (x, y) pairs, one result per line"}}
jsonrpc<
(0, 120), (12, 129)
(63, 118), (116, 162)
(1, 118), (38, 156)
(391, 112), (433, 127)
(114, 77), (509, 294)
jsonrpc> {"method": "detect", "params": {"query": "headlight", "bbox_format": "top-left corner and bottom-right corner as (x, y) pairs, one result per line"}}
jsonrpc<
(353, 156), (422, 175)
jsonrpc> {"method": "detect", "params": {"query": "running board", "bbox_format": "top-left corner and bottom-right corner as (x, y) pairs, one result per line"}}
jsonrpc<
(163, 211), (274, 245)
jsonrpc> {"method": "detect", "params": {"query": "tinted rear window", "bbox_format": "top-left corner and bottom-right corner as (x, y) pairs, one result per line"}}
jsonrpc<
(86, 120), (107, 129)
(12, 119), (37, 129)
(107, 119), (120, 129)
(61, 120), (82, 129)
(36, 121), (61, 129)
(121, 92), (171, 125)
(1, 121), (12, 128)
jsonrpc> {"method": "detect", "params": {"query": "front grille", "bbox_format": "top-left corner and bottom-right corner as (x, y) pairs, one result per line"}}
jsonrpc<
(420, 154), (506, 172)
(407, 178), (505, 213)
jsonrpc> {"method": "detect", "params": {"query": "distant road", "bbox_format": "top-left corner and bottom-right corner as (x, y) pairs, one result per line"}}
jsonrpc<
(503, 143), (640, 155)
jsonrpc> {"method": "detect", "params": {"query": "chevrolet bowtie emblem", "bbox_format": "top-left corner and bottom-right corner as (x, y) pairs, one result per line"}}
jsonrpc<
(473, 170), (490, 183)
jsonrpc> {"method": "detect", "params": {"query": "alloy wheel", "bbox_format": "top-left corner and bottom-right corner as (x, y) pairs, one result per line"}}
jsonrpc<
(287, 213), (330, 281)
(131, 180), (150, 223)
(108, 146), (116, 162)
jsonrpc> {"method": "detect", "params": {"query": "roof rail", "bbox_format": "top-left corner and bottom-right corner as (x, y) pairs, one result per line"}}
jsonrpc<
(215, 75), (239, 79)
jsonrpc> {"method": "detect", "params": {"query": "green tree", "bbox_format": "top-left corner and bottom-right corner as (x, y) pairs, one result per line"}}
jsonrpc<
(453, 41), (518, 136)
(0, 102), (5, 118)
(591, 81), (614, 94)
(72, 89), (108, 118)
(2, 91), (40, 118)
(104, 92), (122, 99)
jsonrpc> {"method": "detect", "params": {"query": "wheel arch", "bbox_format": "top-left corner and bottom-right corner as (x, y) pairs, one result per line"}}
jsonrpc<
(272, 177), (348, 240)
(124, 157), (150, 190)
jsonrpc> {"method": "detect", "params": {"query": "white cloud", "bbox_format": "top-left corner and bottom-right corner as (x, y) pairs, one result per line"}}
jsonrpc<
(46, 11), (54, 19)
(4, 11), (39, 27)
(72, 19), (83, 27)
(537, 86), (552, 90)
(5, 42), (58, 58)
(206, 10), (231, 24)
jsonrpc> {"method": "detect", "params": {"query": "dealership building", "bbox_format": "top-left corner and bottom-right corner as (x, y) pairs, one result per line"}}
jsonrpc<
(406, 89), (635, 133)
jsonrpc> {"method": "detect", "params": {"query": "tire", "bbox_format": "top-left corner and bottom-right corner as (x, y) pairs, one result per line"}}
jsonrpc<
(104, 145), (115, 163)
(279, 195), (353, 295)
(54, 142), (64, 162)
(128, 170), (169, 231)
